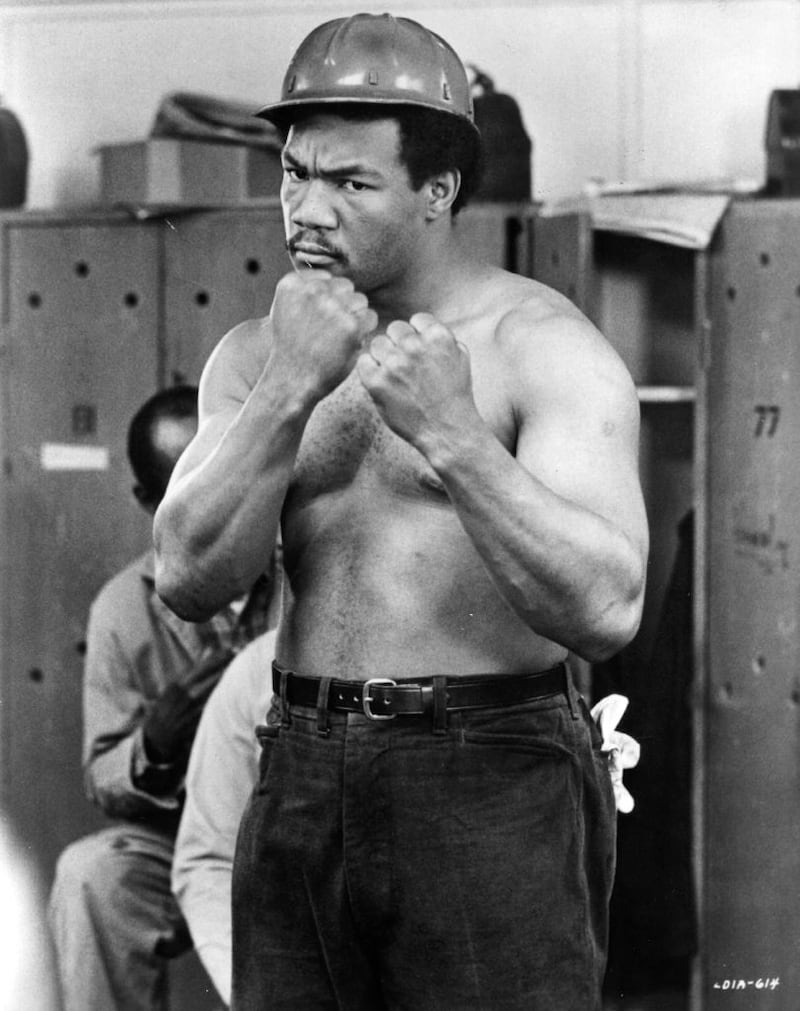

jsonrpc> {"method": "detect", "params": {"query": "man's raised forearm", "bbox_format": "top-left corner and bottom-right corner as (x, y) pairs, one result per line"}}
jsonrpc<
(154, 382), (312, 620)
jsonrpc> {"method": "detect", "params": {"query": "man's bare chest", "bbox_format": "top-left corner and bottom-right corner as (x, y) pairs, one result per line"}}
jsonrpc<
(288, 374), (447, 505)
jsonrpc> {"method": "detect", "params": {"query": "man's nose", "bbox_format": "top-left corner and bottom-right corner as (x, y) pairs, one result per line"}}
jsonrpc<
(291, 179), (337, 230)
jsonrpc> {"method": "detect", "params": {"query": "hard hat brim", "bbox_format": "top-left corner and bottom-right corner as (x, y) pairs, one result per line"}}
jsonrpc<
(256, 95), (477, 131)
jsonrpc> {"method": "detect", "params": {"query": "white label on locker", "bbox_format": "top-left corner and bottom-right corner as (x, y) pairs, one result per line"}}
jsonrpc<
(40, 443), (109, 471)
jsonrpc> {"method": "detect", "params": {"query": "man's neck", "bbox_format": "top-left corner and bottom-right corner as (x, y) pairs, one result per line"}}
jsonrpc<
(368, 231), (478, 324)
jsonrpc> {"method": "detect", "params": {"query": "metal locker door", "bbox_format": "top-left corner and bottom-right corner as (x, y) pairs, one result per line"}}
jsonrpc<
(0, 214), (161, 885)
(531, 211), (594, 318)
(456, 203), (534, 275)
(162, 204), (287, 385)
(705, 200), (800, 1007)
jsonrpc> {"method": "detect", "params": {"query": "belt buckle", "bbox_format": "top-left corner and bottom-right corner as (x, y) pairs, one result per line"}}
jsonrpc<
(362, 678), (397, 721)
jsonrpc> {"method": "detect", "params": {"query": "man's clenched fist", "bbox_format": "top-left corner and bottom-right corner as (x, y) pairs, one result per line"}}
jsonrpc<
(357, 311), (477, 449)
(269, 270), (378, 398)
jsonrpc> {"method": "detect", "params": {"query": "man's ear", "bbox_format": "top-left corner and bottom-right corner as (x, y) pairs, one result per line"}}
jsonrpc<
(425, 169), (460, 220)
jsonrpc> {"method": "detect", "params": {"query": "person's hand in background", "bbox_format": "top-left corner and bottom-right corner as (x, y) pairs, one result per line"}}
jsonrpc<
(142, 648), (236, 767)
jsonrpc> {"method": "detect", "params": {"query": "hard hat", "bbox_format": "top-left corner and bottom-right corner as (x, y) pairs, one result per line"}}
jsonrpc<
(257, 13), (475, 128)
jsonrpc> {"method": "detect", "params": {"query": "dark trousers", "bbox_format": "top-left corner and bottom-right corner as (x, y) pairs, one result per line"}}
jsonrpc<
(231, 678), (615, 1010)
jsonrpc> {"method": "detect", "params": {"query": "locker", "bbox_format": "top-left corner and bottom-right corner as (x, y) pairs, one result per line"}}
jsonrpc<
(591, 232), (698, 388)
(0, 212), (161, 881)
(163, 203), (287, 384)
(540, 199), (800, 1010)
(456, 201), (535, 278)
(705, 200), (800, 1009)
(531, 210), (594, 316)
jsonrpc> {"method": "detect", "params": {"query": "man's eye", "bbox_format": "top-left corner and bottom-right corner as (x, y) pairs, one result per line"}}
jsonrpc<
(284, 167), (307, 181)
(342, 180), (368, 192)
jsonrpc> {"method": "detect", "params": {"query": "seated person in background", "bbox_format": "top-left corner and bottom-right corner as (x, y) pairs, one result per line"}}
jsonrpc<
(171, 629), (277, 1008)
(48, 385), (280, 1011)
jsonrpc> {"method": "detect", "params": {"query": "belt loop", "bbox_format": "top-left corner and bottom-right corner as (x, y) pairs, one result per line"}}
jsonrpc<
(563, 662), (579, 720)
(432, 675), (448, 735)
(277, 665), (292, 728)
(316, 676), (332, 737)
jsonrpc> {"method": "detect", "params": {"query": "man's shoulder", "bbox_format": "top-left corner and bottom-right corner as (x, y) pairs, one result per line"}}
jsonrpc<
(489, 273), (614, 357)
(477, 270), (637, 409)
(87, 551), (154, 629)
(456, 265), (581, 328)
(93, 551), (152, 605)
(456, 268), (595, 364)
(488, 269), (586, 328)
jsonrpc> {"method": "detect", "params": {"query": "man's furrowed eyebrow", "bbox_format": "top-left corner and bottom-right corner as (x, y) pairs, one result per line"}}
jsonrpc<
(281, 151), (303, 168)
(281, 150), (382, 180)
(323, 163), (382, 180)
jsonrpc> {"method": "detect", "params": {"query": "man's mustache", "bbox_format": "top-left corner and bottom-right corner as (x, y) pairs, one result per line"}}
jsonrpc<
(285, 234), (344, 259)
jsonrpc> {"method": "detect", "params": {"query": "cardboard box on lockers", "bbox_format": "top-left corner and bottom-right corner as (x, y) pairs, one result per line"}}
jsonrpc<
(95, 138), (282, 205)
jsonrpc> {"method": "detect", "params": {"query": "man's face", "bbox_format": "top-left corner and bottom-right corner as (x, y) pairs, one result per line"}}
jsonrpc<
(280, 112), (428, 294)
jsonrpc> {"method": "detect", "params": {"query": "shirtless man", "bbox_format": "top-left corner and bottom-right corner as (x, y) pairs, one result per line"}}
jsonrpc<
(154, 14), (648, 1010)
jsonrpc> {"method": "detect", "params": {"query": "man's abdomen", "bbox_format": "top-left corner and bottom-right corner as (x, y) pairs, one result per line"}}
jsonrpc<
(277, 489), (565, 680)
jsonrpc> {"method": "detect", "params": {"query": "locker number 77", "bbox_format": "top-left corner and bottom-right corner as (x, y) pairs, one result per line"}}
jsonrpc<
(753, 404), (780, 437)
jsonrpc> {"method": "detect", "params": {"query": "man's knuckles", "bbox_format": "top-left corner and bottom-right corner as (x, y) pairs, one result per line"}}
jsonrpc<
(408, 311), (446, 334)
(386, 320), (417, 342)
(277, 270), (327, 294)
(399, 314), (456, 348)
(347, 291), (369, 314)
(367, 333), (389, 355)
(357, 308), (380, 336)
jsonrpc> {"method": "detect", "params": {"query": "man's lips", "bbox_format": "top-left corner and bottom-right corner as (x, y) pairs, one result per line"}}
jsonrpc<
(289, 240), (339, 261)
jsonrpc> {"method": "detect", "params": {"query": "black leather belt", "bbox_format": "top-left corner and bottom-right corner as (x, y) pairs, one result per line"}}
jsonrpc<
(272, 662), (567, 722)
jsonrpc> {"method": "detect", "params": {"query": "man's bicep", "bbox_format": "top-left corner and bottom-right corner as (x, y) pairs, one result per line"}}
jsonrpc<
(169, 318), (266, 488)
(515, 362), (647, 552)
(197, 317), (264, 418)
